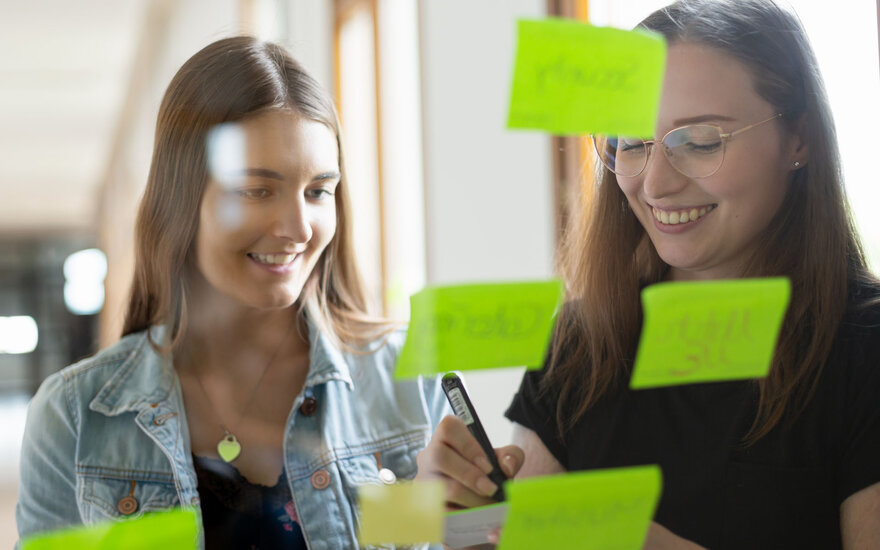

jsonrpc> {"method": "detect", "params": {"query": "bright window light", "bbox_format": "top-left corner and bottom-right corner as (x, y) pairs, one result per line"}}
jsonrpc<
(63, 248), (107, 315)
(0, 316), (39, 354)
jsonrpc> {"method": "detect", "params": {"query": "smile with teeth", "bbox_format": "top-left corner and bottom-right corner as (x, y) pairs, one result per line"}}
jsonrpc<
(652, 204), (716, 225)
(248, 252), (297, 265)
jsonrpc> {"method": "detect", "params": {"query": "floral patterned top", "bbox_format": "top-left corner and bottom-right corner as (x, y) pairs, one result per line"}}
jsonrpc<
(193, 455), (308, 549)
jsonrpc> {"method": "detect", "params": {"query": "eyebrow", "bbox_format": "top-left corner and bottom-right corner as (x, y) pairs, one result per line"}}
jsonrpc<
(672, 114), (737, 126)
(313, 171), (341, 182)
(240, 168), (284, 180)
(238, 168), (341, 182)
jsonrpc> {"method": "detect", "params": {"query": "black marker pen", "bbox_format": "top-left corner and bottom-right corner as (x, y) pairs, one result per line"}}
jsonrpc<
(441, 372), (507, 501)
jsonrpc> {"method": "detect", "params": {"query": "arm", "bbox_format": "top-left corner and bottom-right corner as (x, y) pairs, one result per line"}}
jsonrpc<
(512, 424), (705, 550)
(511, 423), (564, 478)
(16, 373), (82, 542)
(841, 481), (880, 549)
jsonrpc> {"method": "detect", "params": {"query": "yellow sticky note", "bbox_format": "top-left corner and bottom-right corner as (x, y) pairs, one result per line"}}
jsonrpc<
(394, 280), (564, 379)
(498, 465), (662, 550)
(20, 508), (199, 550)
(630, 277), (790, 389)
(358, 481), (445, 545)
(508, 19), (666, 137)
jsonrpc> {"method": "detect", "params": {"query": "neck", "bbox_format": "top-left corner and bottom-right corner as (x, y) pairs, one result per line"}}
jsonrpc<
(179, 280), (308, 377)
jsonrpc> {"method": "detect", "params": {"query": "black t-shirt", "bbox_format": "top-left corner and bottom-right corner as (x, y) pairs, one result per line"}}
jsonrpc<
(506, 282), (880, 549)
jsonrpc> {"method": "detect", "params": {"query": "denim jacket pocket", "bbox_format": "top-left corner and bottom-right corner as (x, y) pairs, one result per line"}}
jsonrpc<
(333, 428), (431, 549)
(338, 428), (430, 487)
(79, 471), (179, 523)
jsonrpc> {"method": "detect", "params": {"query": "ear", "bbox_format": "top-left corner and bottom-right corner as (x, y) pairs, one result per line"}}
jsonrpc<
(786, 113), (809, 171)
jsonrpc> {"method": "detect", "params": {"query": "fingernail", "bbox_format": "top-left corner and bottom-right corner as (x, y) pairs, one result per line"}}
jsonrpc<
(476, 476), (498, 497)
(475, 455), (493, 474)
(487, 530), (500, 544)
(501, 455), (516, 477)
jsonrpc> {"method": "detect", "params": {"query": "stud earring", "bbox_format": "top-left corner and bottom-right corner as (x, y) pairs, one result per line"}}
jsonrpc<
(793, 161), (801, 168)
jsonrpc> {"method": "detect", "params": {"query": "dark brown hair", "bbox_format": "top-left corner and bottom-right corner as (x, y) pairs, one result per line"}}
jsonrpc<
(123, 36), (390, 349)
(546, 0), (873, 443)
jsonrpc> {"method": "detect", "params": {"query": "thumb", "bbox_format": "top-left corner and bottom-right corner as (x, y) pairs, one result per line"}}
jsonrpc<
(494, 445), (525, 478)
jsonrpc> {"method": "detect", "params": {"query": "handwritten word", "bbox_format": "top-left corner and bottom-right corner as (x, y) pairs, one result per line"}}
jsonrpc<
(630, 278), (790, 389)
(507, 19), (666, 137)
(394, 280), (563, 378)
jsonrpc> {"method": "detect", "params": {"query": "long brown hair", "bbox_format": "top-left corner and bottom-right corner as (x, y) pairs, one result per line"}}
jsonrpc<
(546, 0), (873, 443)
(123, 36), (391, 350)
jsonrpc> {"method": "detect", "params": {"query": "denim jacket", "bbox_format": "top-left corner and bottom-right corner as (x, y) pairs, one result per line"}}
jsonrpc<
(16, 322), (450, 549)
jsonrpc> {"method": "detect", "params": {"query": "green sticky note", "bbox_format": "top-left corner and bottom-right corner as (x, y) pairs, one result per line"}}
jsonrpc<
(395, 280), (564, 378)
(498, 465), (662, 550)
(20, 508), (199, 550)
(358, 481), (445, 545)
(630, 277), (791, 389)
(507, 19), (666, 137)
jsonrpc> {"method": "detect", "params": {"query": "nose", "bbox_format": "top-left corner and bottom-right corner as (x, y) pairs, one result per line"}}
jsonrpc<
(271, 194), (312, 248)
(640, 144), (689, 200)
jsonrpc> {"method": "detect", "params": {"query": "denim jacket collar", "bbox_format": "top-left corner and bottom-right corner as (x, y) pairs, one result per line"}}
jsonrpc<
(304, 319), (354, 390)
(88, 319), (354, 418)
(89, 326), (177, 417)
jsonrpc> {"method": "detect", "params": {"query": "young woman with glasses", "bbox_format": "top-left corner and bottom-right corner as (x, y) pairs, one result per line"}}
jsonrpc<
(416, 1), (880, 547)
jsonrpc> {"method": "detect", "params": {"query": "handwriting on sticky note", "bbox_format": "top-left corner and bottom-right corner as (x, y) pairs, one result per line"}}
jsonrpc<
(21, 508), (199, 550)
(630, 278), (790, 389)
(498, 465), (662, 550)
(507, 19), (666, 137)
(358, 481), (445, 545)
(394, 280), (564, 379)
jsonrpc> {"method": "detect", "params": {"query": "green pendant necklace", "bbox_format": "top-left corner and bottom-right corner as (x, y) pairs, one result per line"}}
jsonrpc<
(192, 317), (295, 463)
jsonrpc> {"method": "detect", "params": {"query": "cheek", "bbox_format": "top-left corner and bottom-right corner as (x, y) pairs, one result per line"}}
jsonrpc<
(616, 178), (639, 203)
(314, 206), (338, 248)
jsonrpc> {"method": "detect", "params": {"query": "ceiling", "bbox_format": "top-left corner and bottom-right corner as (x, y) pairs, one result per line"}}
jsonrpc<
(0, 0), (146, 235)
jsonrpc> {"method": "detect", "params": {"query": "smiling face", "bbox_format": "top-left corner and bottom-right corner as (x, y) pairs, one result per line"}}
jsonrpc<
(194, 110), (340, 311)
(616, 42), (804, 281)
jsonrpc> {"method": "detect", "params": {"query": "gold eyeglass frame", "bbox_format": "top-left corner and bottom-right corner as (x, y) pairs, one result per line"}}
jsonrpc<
(592, 113), (783, 178)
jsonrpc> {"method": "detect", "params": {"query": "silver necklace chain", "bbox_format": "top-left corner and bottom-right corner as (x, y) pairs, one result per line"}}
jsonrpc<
(189, 315), (296, 458)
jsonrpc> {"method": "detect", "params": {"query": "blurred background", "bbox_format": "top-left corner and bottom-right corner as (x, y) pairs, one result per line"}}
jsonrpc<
(0, 0), (877, 545)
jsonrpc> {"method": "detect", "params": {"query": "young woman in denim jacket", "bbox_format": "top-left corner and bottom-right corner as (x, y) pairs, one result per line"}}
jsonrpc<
(17, 36), (448, 550)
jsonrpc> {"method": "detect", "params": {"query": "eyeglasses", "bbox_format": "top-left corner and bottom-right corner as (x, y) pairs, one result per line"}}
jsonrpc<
(591, 113), (783, 178)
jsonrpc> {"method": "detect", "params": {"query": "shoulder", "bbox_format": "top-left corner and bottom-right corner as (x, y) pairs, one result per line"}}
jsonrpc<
(342, 326), (407, 372)
(31, 330), (152, 416)
(53, 330), (150, 386)
(835, 278), (880, 353)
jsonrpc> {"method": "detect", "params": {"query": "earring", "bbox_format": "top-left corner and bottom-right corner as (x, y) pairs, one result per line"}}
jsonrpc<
(793, 161), (801, 168)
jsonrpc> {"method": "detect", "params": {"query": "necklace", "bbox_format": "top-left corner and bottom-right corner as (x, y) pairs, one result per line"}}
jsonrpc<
(190, 316), (296, 463)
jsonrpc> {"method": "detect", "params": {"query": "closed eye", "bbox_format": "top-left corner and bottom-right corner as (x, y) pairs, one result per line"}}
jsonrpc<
(684, 142), (722, 154)
(237, 188), (271, 200)
(306, 187), (336, 200)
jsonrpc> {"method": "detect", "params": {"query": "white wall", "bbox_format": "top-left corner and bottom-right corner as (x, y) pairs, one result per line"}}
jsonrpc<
(418, 0), (554, 445)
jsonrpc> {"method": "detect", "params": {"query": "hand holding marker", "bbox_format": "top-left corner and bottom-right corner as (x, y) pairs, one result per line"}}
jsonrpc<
(441, 372), (507, 501)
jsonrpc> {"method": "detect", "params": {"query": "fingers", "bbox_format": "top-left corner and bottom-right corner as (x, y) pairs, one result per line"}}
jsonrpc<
(437, 416), (496, 473)
(494, 445), (525, 479)
(417, 415), (518, 509)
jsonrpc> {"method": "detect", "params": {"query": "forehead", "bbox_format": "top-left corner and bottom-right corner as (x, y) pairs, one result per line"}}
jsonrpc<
(658, 42), (772, 128)
(213, 110), (339, 172)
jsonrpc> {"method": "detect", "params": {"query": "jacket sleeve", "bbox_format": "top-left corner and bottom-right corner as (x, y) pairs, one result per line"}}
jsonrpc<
(16, 371), (82, 544)
(420, 373), (452, 429)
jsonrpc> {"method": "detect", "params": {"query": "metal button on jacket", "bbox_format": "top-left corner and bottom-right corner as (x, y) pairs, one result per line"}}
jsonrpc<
(300, 397), (318, 416)
(117, 496), (138, 515)
(311, 469), (330, 490)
